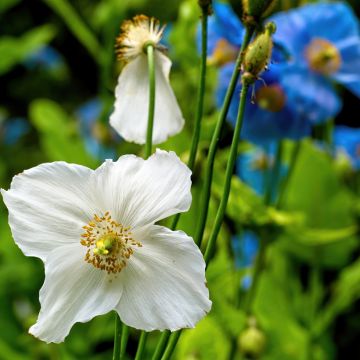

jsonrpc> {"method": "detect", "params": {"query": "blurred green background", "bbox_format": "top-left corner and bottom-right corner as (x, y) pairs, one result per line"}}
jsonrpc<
(1, 0), (360, 359)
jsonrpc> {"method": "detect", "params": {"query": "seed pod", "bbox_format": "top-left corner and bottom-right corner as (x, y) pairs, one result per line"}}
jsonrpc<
(242, 0), (278, 20)
(242, 22), (276, 85)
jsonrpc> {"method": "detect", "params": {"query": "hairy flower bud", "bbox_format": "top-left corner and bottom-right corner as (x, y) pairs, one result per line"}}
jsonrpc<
(242, 22), (276, 85)
(238, 319), (266, 358)
(242, 0), (278, 20)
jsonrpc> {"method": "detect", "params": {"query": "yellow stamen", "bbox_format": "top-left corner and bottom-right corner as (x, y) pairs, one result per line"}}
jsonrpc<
(305, 38), (341, 75)
(80, 212), (142, 274)
(208, 39), (238, 67)
(255, 84), (286, 112)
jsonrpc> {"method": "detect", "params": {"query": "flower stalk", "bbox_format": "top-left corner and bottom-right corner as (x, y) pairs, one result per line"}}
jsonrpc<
(145, 43), (156, 159)
(134, 42), (157, 359)
(113, 313), (122, 360)
(204, 80), (250, 264)
(194, 26), (254, 248)
(171, 4), (209, 229)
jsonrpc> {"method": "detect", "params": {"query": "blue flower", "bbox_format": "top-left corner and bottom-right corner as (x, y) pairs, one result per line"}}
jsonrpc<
(76, 99), (118, 160)
(205, 2), (311, 144)
(232, 231), (259, 268)
(270, 2), (360, 122)
(333, 126), (360, 170)
(0, 117), (30, 145)
(24, 46), (64, 71)
(217, 61), (311, 144)
(236, 143), (276, 196)
(198, 1), (243, 66)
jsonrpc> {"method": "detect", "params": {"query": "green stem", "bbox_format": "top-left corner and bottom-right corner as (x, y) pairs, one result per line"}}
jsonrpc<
(244, 236), (267, 314)
(204, 82), (250, 264)
(244, 140), (299, 314)
(160, 331), (182, 360)
(120, 324), (129, 360)
(133, 43), (157, 359)
(42, 0), (105, 64)
(113, 313), (121, 360)
(194, 26), (254, 248)
(264, 141), (284, 206)
(152, 331), (171, 360)
(134, 331), (148, 360)
(145, 44), (156, 159)
(171, 9), (209, 230)
(276, 140), (302, 208)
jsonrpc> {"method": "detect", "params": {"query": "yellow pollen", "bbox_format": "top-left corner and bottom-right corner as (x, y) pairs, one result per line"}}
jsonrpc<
(251, 153), (272, 171)
(116, 15), (165, 62)
(208, 39), (238, 67)
(305, 38), (341, 75)
(80, 212), (142, 274)
(255, 84), (286, 112)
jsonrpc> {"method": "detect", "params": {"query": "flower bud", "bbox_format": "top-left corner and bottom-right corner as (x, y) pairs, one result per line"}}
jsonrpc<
(198, 0), (213, 14)
(242, 0), (278, 20)
(242, 22), (276, 85)
(238, 319), (266, 358)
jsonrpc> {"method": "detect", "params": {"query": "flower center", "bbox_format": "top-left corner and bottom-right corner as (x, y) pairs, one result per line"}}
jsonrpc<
(208, 39), (238, 66)
(305, 38), (341, 75)
(80, 212), (142, 274)
(116, 15), (165, 62)
(251, 153), (272, 171)
(255, 84), (286, 112)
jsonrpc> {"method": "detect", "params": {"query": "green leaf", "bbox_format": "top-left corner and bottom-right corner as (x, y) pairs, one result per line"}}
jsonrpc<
(29, 99), (97, 167)
(0, 25), (56, 75)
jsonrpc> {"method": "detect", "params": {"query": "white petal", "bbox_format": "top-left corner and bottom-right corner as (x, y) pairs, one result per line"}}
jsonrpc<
(1, 162), (98, 260)
(29, 243), (122, 343)
(115, 225), (211, 331)
(110, 51), (185, 145)
(91, 149), (192, 228)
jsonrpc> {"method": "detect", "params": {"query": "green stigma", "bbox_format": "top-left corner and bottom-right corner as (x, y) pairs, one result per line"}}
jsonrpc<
(93, 234), (118, 256)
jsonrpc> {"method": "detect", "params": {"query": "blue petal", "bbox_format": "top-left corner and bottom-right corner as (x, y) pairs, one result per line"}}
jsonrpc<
(270, 2), (360, 62)
(1, 117), (30, 145)
(216, 63), (311, 144)
(269, 10), (310, 60)
(280, 66), (342, 123)
(231, 231), (259, 268)
(332, 36), (360, 97)
(294, 2), (359, 43)
(76, 98), (118, 160)
(201, 1), (244, 54)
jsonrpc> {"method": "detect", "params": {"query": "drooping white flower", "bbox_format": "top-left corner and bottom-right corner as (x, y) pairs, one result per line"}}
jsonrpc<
(109, 15), (185, 145)
(1, 150), (211, 343)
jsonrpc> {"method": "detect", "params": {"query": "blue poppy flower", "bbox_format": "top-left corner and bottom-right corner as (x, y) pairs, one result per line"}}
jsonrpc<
(232, 231), (259, 268)
(24, 45), (64, 71)
(270, 2), (360, 122)
(205, 2), (311, 144)
(198, 1), (243, 66)
(0, 117), (30, 145)
(217, 61), (311, 144)
(76, 99), (118, 160)
(236, 143), (276, 196)
(333, 126), (360, 170)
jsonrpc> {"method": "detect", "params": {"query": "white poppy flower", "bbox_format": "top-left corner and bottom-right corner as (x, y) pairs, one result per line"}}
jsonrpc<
(1, 150), (211, 343)
(109, 15), (185, 145)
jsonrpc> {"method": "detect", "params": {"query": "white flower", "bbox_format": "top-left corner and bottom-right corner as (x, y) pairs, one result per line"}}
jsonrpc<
(1, 150), (211, 343)
(109, 15), (185, 145)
